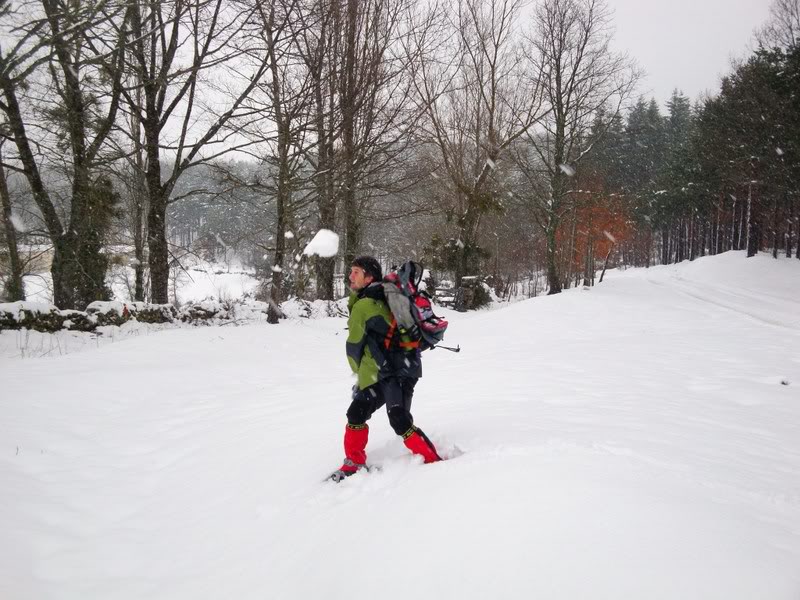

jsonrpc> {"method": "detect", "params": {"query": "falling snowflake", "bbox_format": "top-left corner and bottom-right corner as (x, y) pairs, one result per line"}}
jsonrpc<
(559, 164), (576, 177)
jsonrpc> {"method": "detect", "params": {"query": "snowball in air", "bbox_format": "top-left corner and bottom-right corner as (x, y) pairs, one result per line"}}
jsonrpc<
(303, 229), (339, 258)
(559, 164), (576, 177)
(10, 212), (26, 232)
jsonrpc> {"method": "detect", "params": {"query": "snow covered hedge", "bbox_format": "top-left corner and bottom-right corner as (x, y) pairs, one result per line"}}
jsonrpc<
(0, 302), (66, 333)
(0, 301), (179, 333)
(0, 297), (349, 333)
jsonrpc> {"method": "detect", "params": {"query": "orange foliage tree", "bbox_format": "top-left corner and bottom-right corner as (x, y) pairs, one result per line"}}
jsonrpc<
(557, 188), (634, 286)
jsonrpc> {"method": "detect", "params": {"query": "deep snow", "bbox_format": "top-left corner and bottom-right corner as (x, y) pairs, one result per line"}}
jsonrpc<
(1, 251), (799, 599)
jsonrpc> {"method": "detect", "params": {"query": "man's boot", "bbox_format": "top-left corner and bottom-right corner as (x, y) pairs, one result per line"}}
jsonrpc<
(329, 424), (369, 482)
(403, 427), (442, 463)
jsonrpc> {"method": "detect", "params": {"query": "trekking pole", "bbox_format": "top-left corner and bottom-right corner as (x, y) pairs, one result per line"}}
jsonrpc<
(436, 344), (460, 353)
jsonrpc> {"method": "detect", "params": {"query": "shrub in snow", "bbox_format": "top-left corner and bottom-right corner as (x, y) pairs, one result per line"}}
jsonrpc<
(86, 301), (131, 326)
(86, 301), (177, 326)
(452, 276), (492, 311)
(281, 298), (348, 319)
(179, 300), (233, 324)
(132, 303), (177, 324)
(231, 300), (269, 321)
(472, 282), (493, 309)
(59, 310), (97, 332)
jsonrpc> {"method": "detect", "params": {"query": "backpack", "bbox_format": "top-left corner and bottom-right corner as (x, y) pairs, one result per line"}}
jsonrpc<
(381, 261), (449, 351)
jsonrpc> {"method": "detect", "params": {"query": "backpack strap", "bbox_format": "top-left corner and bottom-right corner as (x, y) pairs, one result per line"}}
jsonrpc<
(384, 317), (398, 350)
(383, 316), (421, 351)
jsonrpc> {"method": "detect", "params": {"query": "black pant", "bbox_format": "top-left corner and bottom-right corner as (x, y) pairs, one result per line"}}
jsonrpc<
(346, 377), (417, 436)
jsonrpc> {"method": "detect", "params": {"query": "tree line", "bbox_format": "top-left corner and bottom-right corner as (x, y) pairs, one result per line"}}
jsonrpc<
(0, 0), (797, 316)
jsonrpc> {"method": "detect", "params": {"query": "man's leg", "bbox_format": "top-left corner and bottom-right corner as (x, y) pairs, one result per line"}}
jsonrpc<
(338, 385), (384, 474)
(385, 378), (441, 464)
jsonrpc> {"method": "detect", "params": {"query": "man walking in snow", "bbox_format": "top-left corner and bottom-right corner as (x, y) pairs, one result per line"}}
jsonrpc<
(330, 255), (441, 482)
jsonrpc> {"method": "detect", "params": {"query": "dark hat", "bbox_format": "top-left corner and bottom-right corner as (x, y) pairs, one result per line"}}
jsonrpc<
(351, 255), (382, 281)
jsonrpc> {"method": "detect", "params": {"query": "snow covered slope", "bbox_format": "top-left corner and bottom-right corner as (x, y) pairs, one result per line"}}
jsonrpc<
(1, 251), (799, 600)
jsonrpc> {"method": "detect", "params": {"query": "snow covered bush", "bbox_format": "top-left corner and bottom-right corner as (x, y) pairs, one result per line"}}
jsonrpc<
(0, 302), (64, 332)
(86, 301), (177, 325)
(59, 310), (97, 332)
(281, 298), (348, 319)
(86, 301), (132, 326)
(132, 303), (178, 324)
(179, 300), (233, 324)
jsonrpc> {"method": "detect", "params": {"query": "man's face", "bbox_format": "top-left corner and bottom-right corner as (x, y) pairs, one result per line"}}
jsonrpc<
(349, 266), (373, 292)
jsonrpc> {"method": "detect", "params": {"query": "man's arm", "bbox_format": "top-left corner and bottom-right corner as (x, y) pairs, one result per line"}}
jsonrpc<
(346, 301), (366, 373)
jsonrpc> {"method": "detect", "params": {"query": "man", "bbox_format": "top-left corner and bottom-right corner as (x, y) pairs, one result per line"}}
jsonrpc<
(330, 255), (441, 482)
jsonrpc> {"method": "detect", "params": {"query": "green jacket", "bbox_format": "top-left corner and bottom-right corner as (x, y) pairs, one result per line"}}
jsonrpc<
(346, 284), (422, 390)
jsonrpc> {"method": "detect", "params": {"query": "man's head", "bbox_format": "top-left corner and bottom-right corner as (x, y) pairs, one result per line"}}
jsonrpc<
(349, 256), (382, 291)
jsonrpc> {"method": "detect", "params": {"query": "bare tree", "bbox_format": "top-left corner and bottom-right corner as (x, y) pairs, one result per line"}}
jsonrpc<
(294, 0), (429, 298)
(513, 0), (639, 294)
(118, 0), (271, 304)
(0, 0), (130, 309)
(757, 0), (800, 50)
(291, 0), (338, 299)
(236, 0), (315, 322)
(415, 0), (546, 285)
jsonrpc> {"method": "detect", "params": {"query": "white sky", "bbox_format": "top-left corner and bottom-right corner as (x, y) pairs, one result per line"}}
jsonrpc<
(607, 0), (773, 106)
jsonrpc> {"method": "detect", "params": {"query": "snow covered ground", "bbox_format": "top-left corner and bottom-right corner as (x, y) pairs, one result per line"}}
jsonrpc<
(19, 259), (261, 306)
(1, 251), (799, 599)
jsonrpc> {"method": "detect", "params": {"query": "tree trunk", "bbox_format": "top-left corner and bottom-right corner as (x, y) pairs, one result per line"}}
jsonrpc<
(564, 204), (578, 288)
(772, 195), (779, 259)
(311, 26), (337, 301)
(599, 245), (614, 283)
(129, 90), (148, 302)
(267, 120), (290, 324)
(582, 234), (592, 287)
(0, 154), (25, 301)
(746, 183), (757, 258)
(268, 191), (286, 325)
(796, 216), (800, 260)
(147, 191), (170, 304)
(745, 183), (753, 255)
(133, 196), (147, 302)
(545, 218), (561, 295)
(454, 193), (482, 287)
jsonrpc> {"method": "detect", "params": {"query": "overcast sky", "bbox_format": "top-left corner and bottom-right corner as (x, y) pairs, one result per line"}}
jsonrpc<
(607, 0), (773, 107)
